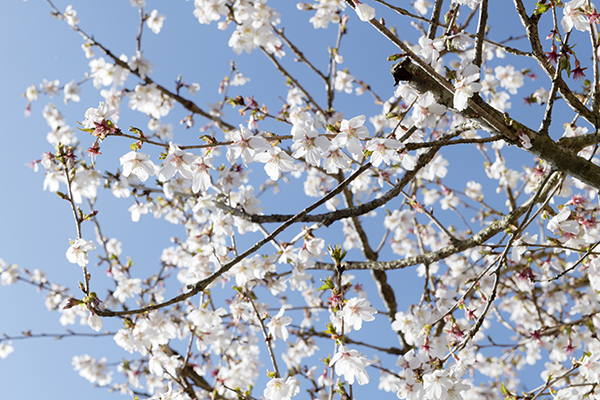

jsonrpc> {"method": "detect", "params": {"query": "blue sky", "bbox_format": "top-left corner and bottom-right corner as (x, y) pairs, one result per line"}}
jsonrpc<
(0, 1), (577, 399)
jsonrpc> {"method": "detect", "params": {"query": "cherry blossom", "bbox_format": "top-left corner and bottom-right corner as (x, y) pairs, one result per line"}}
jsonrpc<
(0, 342), (14, 359)
(264, 378), (288, 400)
(562, 0), (589, 32)
(547, 206), (580, 236)
(365, 138), (403, 167)
(64, 5), (79, 26)
(291, 116), (330, 166)
(332, 115), (370, 158)
(66, 238), (96, 267)
(72, 354), (112, 386)
(13, 2), (600, 399)
(157, 143), (198, 181)
(338, 297), (376, 331)
(423, 370), (454, 400)
(25, 84), (39, 102)
(334, 70), (355, 93)
(354, 1), (376, 21)
(227, 124), (270, 166)
(413, 91), (446, 128)
(419, 35), (444, 65)
(329, 345), (373, 385)
(63, 80), (81, 104)
(414, 0), (432, 16)
(120, 151), (157, 182)
(254, 147), (296, 181)
(147, 9), (166, 34)
(267, 307), (293, 340)
(81, 101), (117, 129)
(40, 79), (60, 98)
(128, 51), (153, 79)
(88, 312), (102, 332)
(453, 63), (482, 111)
(1, 263), (19, 286)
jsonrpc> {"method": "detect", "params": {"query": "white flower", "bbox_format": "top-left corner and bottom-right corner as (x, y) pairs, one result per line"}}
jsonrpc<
(63, 80), (81, 104)
(519, 131), (532, 149)
(339, 297), (376, 331)
(255, 147), (296, 181)
(128, 202), (149, 222)
(64, 5), (79, 27)
(82, 101), (117, 129)
(329, 345), (373, 385)
(495, 65), (524, 95)
(0, 342), (14, 359)
(267, 308), (293, 340)
(1, 264), (19, 286)
(323, 146), (352, 173)
(72, 354), (112, 386)
(423, 370), (454, 400)
(291, 117), (330, 166)
(414, 0), (432, 15)
(419, 36), (444, 65)
(191, 154), (214, 194)
(88, 313), (102, 332)
(147, 9), (166, 34)
(231, 72), (250, 86)
(562, 0), (589, 33)
(332, 115), (370, 158)
(66, 238), (96, 267)
(334, 70), (354, 93)
(547, 206), (580, 235)
(453, 63), (482, 111)
(227, 124), (270, 166)
(446, 32), (473, 50)
(128, 51), (153, 79)
(25, 85), (39, 102)
(113, 277), (143, 303)
(263, 376), (299, 400)
(465, 180), (483, 201)
(354, 2), (376, 21)
(157, 143), (198, 182)
(413, 91), (446, 128)
(366, 138), (403, 167)
(264, 378), (288, 400)
(40, 79), (60, 98)
(580, 352), (600, 383)
(120, 151), (156, 182)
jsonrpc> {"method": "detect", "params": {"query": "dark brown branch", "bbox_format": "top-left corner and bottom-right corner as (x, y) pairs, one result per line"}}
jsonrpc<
(473, 0), (488, 68)
(260, 46), (326, 117)
(427, 0), (444, 39)
(392, 58), (600, 190)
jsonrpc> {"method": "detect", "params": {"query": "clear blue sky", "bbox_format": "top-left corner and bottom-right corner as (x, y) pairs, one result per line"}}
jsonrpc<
(0, 1), (563, 399)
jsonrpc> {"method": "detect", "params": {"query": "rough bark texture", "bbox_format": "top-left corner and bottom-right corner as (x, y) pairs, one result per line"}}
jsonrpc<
(391, 59), (600, 189)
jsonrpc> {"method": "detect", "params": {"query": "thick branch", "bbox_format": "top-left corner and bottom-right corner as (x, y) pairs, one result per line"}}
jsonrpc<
(392, 58), (600, 189)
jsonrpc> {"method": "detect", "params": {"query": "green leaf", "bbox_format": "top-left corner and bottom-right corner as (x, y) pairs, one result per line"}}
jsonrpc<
(324, 124), (338, 133)
(534, 2), (552, 15)
(323, 322), (338, 336)
(387, 53), (404, 62)
(500, 382), (515, 399)
(318, 277), (335, 291)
